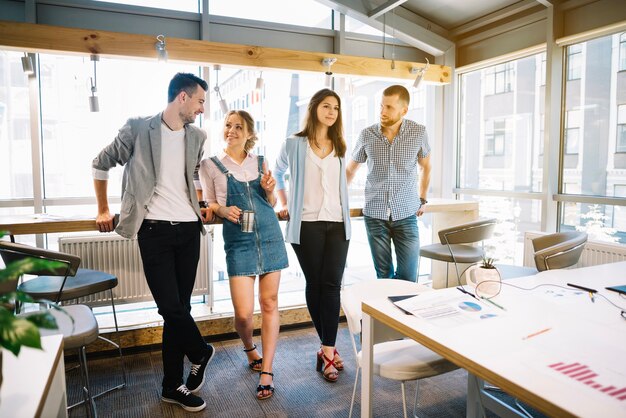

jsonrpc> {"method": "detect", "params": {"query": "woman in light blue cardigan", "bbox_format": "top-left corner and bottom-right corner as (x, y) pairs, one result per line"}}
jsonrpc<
(274, 88), (351, 383)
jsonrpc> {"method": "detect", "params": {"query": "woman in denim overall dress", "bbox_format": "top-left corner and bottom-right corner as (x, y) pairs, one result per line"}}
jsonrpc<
(198, 110), (288, 400)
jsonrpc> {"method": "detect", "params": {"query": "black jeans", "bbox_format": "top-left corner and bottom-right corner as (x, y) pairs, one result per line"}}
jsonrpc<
(137, 220), (207, 390)
(291, 221), (350, 347)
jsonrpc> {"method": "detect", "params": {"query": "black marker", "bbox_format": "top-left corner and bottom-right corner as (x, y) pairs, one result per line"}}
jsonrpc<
(456, 286), (478, 300)
(567, 283), (598, 293)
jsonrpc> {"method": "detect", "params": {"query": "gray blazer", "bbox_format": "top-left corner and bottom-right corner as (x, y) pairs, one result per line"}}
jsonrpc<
(92, 113), (207, 239)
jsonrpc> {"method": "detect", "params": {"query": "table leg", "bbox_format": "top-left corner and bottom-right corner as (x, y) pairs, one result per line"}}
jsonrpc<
(361, 311), (374, 418)
(466, 373), (484, 418)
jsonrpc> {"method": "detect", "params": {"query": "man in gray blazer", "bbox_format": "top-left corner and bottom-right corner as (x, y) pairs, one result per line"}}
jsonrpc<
(92, 73), (213, 412)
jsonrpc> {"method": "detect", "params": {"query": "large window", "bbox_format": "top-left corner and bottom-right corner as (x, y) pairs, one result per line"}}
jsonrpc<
(0, 51), (33, 200)
(459, 54), (542, 193)
(458, 53), (545, 265)
(38, 54), (200, 199)
(561, 33), (626, 243)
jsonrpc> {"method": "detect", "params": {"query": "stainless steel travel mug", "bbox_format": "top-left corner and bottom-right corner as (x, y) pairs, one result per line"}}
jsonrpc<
(240, 210), (255, 233)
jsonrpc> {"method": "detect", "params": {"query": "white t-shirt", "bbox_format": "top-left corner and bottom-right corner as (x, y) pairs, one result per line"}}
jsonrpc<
(145, 125), (197, 222)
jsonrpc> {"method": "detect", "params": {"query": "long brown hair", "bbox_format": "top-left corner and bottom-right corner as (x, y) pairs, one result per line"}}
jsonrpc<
(224, 110), (258, 152)
(294, 89), (346, 157)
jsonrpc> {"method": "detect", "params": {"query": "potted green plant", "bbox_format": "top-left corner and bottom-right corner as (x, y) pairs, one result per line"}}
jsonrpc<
(0, 232), (65, 389)
(481, 256), (496, 270)
(466, 255), (502, 297)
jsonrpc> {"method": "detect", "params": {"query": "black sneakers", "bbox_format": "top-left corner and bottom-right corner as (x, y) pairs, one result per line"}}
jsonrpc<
(186, 344), (215, 393)
(161, 384), (206, 412)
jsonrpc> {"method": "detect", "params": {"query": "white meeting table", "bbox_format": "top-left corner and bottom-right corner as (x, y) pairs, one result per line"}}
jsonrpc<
(360, 261), (626, 417)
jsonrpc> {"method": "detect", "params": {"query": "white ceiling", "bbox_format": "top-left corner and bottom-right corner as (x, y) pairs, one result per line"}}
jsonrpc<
(402, 0), (527, 30)
(317, 0), (550, 55)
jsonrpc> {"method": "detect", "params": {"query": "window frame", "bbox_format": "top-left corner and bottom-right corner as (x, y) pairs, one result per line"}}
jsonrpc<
(567, 44), (583, 81)
(484, 62), (514, 95)
(618, 104), (626, 153)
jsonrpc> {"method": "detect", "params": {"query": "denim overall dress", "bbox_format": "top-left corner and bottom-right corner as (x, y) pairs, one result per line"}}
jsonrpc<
(211, 155), (288, 277)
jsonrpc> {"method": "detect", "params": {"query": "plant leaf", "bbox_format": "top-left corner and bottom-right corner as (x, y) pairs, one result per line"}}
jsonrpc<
(25, 311), (59, 329)
(0, 258), (66, 282)
(0, 316), (43, 355)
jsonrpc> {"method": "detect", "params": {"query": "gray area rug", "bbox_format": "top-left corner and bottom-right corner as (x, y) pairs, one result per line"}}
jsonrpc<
(66, 324), (543, 417)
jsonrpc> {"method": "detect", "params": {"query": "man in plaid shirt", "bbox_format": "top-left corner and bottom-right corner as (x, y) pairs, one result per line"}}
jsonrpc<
(346, 85), (431, 282)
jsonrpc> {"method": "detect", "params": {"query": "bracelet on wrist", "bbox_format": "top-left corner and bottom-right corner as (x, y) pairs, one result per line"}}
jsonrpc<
(199, 200), (209, 209)
(420, 198), (428, 205)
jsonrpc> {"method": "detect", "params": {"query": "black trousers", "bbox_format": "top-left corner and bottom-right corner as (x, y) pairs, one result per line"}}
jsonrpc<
(291, 221), (350, 347)
(137, 220), (208, 390)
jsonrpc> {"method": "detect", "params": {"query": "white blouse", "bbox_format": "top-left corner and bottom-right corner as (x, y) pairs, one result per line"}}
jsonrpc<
(301, 143), (343, 222)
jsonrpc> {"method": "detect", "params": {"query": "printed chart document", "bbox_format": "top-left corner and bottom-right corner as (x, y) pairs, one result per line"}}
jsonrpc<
(392, 291), (505, 327)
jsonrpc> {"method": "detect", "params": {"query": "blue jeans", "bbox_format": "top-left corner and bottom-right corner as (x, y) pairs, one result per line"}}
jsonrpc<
(364, 215), (420, 282)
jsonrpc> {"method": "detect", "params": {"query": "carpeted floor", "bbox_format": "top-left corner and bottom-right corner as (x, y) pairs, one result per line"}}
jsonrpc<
(66, 324), (543, 417)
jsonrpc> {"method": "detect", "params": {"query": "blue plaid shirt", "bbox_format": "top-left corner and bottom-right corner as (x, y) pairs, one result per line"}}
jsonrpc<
(352, 119), (430, 221)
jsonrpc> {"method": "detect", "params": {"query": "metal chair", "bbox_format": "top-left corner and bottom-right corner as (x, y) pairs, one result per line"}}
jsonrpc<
(532, 231), (588, 271)
(418, 218), (497, 287)
(342, 279), (458, 418)
(37, 304), (116, 417)
(0, 240), (127, 416)
(496, 231), (588, 279)
(0, 240), (121, 332)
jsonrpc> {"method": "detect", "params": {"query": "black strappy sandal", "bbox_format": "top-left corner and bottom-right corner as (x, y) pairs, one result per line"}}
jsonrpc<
(244, 344), (263, 372)
(256, 371), (275, 400)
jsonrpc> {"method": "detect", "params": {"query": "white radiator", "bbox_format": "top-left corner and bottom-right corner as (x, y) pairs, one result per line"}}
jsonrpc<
(58, 229), (213, 307)
(523, 231), (626, 267)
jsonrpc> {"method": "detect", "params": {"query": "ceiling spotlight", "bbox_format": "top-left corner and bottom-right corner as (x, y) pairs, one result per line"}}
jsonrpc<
(21, 53), (34, 76)
(219, 97), (229, 114)
(213, 64), (228, 114)
(89, 54), (100, 112)
(255, 71), (264, 92)
(155, 34), (168, 62)
(411, 57), (430, 89)
(322, 57), (337, 89)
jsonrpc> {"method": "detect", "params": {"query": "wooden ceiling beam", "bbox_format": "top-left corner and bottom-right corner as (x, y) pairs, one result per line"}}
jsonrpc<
(0, 20), (451, 84)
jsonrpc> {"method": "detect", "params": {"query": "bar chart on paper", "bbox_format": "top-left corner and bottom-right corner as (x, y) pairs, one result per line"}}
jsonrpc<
(549, 362), (626, 401)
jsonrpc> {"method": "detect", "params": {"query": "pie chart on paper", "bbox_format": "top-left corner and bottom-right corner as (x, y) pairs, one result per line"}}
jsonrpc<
(458, 301), (482, 312)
